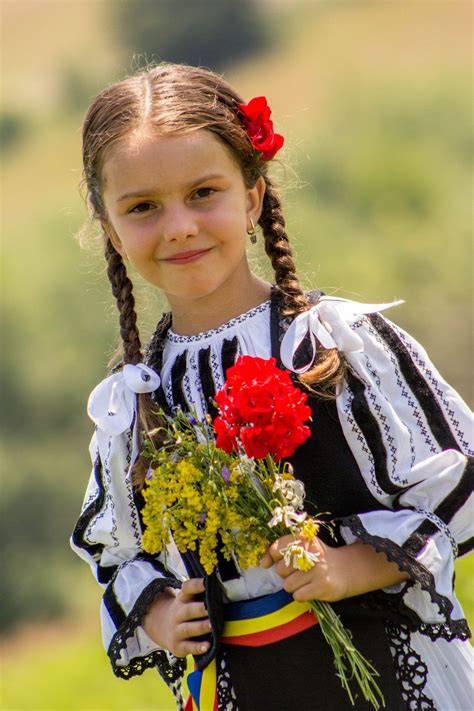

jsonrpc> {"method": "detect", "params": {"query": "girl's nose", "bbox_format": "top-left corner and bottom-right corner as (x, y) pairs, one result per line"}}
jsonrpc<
(161, 205), (199, 243)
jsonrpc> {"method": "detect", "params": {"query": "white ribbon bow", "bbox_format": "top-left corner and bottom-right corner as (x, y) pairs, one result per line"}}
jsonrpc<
(280, 297), (403, 374)
(87, 363), (161, 435)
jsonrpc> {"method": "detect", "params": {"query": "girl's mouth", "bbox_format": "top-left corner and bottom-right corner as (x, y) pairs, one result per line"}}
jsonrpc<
(163, 248), (212, 264)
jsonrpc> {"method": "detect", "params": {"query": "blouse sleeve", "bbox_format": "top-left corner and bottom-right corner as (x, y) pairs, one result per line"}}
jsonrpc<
(335, 309), (473, 639)
(70, 424), (187, 690)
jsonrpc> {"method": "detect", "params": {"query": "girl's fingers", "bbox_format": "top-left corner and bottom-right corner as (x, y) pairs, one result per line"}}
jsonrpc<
(178, 616), (213, 640)
(281, 570), (311, 593)
(175, 637), (211, 657)
(260, 535), (294, 568)
(176, 601), (208, 623)
(292, 583), (319, 603)
(179, 578), (205, 602)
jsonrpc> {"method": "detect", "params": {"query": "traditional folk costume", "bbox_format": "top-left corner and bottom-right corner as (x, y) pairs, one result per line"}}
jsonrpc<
(71, 290), (473, 710)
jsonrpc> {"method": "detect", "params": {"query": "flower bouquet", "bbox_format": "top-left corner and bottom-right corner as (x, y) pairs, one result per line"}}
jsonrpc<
(142, 356), (384, 709)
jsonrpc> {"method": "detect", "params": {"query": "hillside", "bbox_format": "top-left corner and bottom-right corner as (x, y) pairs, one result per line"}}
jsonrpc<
(1, 1), (472, 707)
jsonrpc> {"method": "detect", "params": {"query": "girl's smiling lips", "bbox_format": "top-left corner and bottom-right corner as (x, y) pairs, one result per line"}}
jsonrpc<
(162, 248), (213, 264)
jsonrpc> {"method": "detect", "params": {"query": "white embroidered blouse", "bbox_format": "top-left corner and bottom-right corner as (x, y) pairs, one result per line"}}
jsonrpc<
(71, 296), (473, 709)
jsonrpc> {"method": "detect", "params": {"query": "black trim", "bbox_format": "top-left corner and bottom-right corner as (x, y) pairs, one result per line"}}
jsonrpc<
(198, 346), (218, 419)
(107, 577), (184, 681)
(369, 313), (460, 452)
(341, 514), (461, 628)
(402, 519), (439, 559)
(103, 579), (127, 629)
(71, 452), (119, 583)
(458, 536), (474, 558)
(346, 369), (407, 495)
(171, 351), (189, 412)
(221, 336), (239, 378)
(71, 453), (106, 558)
(434, 455), (474, 525)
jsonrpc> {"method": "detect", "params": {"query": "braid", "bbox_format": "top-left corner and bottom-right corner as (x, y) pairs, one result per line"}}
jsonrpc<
(132, 312), (172, 492)
(259, 175), (346, 395)
(104, 239), (142, 365)
(259, 176), (309, 316)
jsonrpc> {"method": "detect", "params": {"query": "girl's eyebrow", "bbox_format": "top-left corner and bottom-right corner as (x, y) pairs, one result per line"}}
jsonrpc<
(116, 173), (226, 203)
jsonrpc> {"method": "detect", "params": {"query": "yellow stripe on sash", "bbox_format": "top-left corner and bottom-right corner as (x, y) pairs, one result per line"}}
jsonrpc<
(223, 599), (311, 637)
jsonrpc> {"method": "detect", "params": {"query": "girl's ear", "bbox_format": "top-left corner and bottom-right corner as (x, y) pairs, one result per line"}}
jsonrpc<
(246, 176), (266, 226)
(102, 220), (127, 259)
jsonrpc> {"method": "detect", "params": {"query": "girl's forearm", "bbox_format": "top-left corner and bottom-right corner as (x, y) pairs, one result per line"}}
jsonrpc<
(337, 541), (409, 599)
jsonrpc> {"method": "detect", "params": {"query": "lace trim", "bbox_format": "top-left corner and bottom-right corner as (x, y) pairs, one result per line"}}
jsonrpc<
(166, 300), (271, 344)
(341, 514), (457, 625)
(416, 619), (471, 642)
(107, 577), (186, 688)
(216, 649), (239, 710)
(387, 622), (436, 710)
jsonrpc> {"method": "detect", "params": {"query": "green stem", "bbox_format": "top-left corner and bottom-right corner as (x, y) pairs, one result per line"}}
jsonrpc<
(309, 601), (385, 709)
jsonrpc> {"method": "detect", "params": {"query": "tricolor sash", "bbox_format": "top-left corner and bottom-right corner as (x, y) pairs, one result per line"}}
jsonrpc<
(186, 589), (318, 711)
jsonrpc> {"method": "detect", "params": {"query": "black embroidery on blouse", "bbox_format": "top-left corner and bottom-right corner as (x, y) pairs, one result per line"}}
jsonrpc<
(368, 314), (460, 453)
(346, 369), (408, 495)
(341, 514), (463, 630)
(171, 351), (189, 412)
(386, 623), (436, 710)
(198, 346), (218, 419)
(71, 452), (118, 585)
(221, 336), (239, 378)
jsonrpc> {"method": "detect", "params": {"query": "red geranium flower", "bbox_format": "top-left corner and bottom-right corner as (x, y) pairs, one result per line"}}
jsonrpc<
(214, 356), (311, 460)
(238, 96), (284, 161)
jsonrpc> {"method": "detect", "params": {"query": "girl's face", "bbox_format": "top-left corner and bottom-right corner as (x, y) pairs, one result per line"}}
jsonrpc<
(101, 128), (265, 316)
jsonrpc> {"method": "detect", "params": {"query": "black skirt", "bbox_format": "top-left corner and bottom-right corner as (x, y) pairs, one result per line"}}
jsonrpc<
(222, 610), (405, 711)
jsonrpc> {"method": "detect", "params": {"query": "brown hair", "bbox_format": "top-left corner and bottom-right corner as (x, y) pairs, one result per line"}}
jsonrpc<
(81, 62), (345, 488)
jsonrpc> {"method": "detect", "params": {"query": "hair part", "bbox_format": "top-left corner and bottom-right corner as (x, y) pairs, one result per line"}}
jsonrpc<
(81, 62), (345, 490)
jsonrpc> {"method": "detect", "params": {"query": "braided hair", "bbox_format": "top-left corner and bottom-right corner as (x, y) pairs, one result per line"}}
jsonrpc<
(81, 62), (344, 488)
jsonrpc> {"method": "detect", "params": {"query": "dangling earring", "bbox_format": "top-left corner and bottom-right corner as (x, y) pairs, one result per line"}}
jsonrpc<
(247, 218), (257, 244)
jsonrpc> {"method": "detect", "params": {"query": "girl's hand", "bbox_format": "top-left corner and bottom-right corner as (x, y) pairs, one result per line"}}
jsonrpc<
(142, 578), (212, 657)
(261, 534), (348, 602)
(261, 535), (409, 603)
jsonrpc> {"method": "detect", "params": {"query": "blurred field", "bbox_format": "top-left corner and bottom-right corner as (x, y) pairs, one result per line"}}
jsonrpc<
(1, 0), (472, 708)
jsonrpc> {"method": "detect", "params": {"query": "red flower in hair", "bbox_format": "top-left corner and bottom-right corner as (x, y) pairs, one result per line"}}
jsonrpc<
(238, 96), (284, 161)
(214, 356), (311, 460)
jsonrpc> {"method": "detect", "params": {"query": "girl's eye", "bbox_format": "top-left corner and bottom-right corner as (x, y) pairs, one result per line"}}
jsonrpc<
(193, 187), (215, 199)
(130, 202), (155, 214)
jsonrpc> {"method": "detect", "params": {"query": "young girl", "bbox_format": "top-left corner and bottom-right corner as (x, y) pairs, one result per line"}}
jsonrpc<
(71, 63), (473, 711)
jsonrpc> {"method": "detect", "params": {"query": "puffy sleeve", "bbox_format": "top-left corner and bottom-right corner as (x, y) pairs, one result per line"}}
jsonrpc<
(70, 367), (188, 693)
(335, 309), (473, 639)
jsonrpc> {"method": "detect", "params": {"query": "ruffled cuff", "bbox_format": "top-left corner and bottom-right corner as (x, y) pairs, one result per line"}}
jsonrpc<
(107, 577), (187, 685)
(339, 510), (471, 641)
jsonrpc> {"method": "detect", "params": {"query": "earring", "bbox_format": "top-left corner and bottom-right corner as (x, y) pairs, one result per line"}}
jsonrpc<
(247, 218), (257, 244)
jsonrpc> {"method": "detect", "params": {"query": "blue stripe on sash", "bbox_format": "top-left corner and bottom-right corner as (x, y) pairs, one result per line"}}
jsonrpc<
(224, 589), (293, 621)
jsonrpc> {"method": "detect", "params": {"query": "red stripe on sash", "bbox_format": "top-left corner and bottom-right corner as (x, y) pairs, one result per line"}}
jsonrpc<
(222, 610), (317, 647)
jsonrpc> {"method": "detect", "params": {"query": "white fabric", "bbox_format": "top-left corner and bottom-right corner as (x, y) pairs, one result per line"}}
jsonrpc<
(280, 297), (403, 373)
(410, 632), (474, 710)
(71, 296), (474, 698)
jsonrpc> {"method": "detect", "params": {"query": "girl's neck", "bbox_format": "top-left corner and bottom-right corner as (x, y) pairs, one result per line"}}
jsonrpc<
(167, 276), (272, 336)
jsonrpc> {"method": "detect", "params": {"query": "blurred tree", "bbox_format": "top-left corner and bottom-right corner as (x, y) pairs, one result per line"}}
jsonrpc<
(0, 110), (29, 156)
(112, 0), (269, 71)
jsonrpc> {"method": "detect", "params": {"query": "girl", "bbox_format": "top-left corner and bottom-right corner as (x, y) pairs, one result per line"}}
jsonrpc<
(71, 63), (473, 710)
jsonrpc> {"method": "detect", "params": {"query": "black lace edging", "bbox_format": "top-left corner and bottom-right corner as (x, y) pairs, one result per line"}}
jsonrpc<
(341, 514), (471, 641)
(386, 622), (436, 710)
(107, 577), (186, 683)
